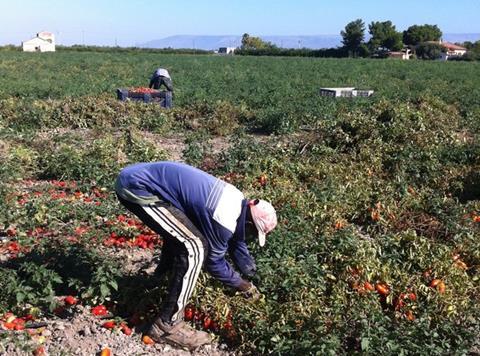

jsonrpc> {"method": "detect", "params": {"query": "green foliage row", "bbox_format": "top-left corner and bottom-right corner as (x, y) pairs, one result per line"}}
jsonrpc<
(0, 129), (168, 185)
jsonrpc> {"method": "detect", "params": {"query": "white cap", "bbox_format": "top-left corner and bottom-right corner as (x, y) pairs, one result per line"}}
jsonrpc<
(249, 199), (278, 247)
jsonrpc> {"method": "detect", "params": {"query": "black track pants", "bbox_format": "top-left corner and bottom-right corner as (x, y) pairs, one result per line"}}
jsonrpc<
(117, 196), (207, 323)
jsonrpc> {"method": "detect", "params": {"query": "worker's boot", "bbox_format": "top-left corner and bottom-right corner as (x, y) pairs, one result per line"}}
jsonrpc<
(148, 317), (211, 351)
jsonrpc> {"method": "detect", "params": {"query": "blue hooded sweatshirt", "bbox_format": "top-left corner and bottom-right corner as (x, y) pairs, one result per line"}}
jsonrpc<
(115, 162), (256, 288)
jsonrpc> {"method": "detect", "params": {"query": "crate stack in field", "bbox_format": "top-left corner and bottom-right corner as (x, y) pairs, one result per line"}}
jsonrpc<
(320, 87), (374, 98)
(116, 88), (173, 108)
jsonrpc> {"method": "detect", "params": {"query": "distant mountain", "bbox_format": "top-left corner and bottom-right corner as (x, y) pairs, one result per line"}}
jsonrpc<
(140, 33), (480, 50)
(443, 33), (480, 43)
(141, 35), (343, 50)
(141, 35), (241, 50)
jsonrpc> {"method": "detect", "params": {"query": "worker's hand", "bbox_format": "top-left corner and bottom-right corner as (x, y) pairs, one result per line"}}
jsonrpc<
(238, 281), (262, 301)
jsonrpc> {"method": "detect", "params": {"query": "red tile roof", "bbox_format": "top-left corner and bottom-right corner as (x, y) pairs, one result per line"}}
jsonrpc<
(441, 42), (467, 51)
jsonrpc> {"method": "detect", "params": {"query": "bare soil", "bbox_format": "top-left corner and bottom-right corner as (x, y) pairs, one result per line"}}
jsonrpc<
(1, 246), (233, 356)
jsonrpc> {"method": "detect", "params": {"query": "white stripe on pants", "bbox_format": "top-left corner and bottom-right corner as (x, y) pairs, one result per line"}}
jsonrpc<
(142, 205), (205, 322)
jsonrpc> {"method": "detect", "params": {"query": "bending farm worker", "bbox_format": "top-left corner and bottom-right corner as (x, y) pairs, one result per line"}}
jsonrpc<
(149, 67), (173, 92)
(114, 161), (277, 350)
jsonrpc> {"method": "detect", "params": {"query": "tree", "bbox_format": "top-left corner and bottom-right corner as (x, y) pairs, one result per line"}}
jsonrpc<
(461, 40), (480, 60)
(403, 24), (442, 46)
(341, 19), (366, 57)
(415, 42), (443, 60)
(240, 33), (276, 50)
(368, 21), (403, 52)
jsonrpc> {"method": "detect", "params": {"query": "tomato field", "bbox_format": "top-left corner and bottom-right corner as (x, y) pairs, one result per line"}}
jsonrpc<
(0, 51), (479, 355)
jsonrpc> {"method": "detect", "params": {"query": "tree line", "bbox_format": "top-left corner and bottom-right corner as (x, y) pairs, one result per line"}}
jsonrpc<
(236, 22), (480, 61)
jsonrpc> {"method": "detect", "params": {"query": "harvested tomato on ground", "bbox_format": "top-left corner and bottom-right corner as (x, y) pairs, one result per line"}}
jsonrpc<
(64, 295), (78, 306)
(203, 316), (212, 330)
(184, 306), (194, 321)
(405, 310), (415, 321)
(100, 347), (111, 356)
(102, 320), (116, 329)
(375, 283), (390, 296)
(142, 335), (155, 345)
(34, 346), (46, 356)
(257, 174), (267, 187)
(120, 323), (132, 335)
(92, 305), (108, 316)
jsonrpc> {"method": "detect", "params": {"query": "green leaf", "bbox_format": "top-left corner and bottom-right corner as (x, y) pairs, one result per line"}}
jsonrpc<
(361, 338), (369, 351)
(16, 292), (25, 303)
(109, 280), (118, 291)
(100, 284), (110, 297)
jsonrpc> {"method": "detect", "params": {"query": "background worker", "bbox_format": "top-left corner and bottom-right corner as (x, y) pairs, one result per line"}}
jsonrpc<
(149, 67), (173, 92)
(115, 161), (278, 350)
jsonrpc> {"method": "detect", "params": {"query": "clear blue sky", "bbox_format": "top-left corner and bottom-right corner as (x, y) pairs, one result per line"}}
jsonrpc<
(1, 0), (479, 46)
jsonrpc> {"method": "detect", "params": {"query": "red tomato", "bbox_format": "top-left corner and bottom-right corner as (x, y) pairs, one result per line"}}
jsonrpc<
(121, 323), (132, 336)
(100, 348), (111, 356)
(102, 321), (116, 329)
(394, 297), (405, 310)
(375, 283), (390, 296)
(203, 316), (212, 330)
(34, 346), (46, 356)
(23, 314), (34, 321)
(223, 320), (233, 331)
(258, 174), (267, 187)
(364, 282), (375, 291)
(405, 310), (415, 321)
(3, 322), (15, 330)
(92, 305), (108, 316)
(14, 323), (25, 331)
(437, 281), (446, 294)
(142, 335), (155, 345)
(64, 296), (78, 306)
(184, 307), (194, 321)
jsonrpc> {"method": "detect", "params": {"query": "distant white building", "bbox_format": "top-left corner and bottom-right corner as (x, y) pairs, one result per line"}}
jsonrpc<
(387, 48), (412, 60)
(22, 31), (55, 52)
(439, 41), (467, 61)
(218, 47), (235, 55)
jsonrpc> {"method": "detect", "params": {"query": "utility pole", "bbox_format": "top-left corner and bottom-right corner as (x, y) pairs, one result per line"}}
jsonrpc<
(82, 30), (85, 46)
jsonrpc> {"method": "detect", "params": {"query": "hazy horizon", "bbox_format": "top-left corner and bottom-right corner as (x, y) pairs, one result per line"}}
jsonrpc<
(1, 0), (479, 47)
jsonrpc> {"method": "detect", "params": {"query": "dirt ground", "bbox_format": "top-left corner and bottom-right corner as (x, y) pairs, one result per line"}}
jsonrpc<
(1, 247), (233, 356)
(1, 307), (232, 356)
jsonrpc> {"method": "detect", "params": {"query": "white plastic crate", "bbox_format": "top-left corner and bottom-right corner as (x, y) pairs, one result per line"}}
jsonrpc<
(320, 88), (374, 98)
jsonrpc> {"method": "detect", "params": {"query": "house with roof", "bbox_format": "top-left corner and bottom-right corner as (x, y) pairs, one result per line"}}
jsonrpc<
(425, 40), (467, 61)
(22, 31), (55, 52)
(439, 41), (467, 60)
